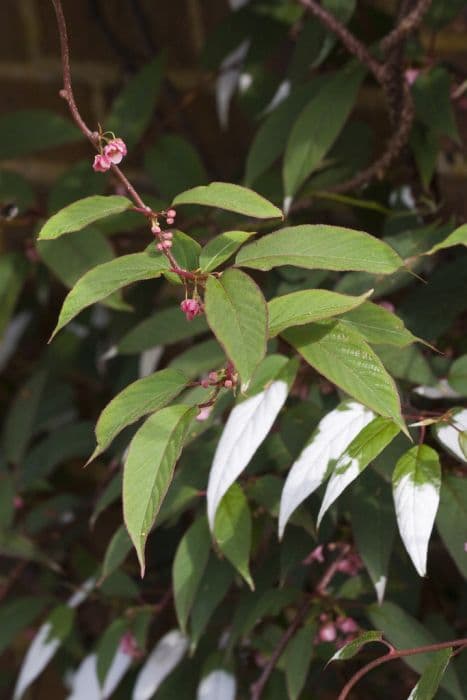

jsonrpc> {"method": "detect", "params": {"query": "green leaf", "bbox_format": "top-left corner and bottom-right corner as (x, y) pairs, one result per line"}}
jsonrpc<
(448, 355), (467, 395)
(190, 556), (234, 649)
(205, 269), (268, 389)
(339, 302), (420, 347)
(268, 289), (372, 337)
(407, 648), (453, 700)
(0, 252), (29, 337)
(329, 630), (384, 662)
(393, 445), (441, 576)
(107, 57), (163, 148)
(199, 231), (255, 272)
(426, 224), (467, 255)
(169, 339), (225, 379)
(123, 404), (197, 575)
(145, 134), (207, 201)
(37, 195), (133, 241)
(0, 597), (47, 656)
(0, 110), (80, 159)
(377, 344), (436, 386)
(236, 225), (403, 274)
(412, 67), (459, 141)
(163, 231), (201, 284)
(284, 320), (404, 429)
(117, 306), (208, 354)
(90, 474), (122, 528)
(436, 475), (467, 579)
(172, 182), (283, 219)
(50, 251), (169, 340)
(96, 619), (127, 686)
(283, 65), (364, 197)
(2, 370), (48, 465)
(213, 483), (254, 589)
(244, 78), (326, 185)
(45, 605), (75, 643)
(172, 515), (211, 633)
(0, 531), (59, 570)
(367, 602), (464, 700)
(283, 622), (316, 700)
(90, 368), (188, 461)
(318, 417), (400, 525)
(100, 526), (133, 583)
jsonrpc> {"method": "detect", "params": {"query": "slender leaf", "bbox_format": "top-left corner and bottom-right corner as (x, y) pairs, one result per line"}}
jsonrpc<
(38, 195), (133, 240)
(96, 619), (127, 687)
(214, 483), (254, 589)
(426, 224), (467, 255)
(284, 622), (316, 700)
(330, 630), (384, 662)
(433, 408), (467, 464)
(407, 648), (453, 700)
(199, 230), (255, 272)
(173, 182), (283, 219)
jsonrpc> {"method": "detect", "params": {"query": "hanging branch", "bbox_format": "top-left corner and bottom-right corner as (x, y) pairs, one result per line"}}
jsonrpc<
(381, 0), (433, 54)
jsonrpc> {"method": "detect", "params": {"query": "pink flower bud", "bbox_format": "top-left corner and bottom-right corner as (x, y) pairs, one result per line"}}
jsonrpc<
(120, 632), (141, 659)
(336, 617), (359, 635)
(201, 379), (210, 388)
(166, 217), (175, 225)
(224, 379), (233, 389)
(405, 68), (420, 86)
(180, 298), (202, 321)
(93, 154), (112, 172)
(208, 371), (218, 383)
(151, 223), (162, 234)
(162, 231), (173, 240)
(336, 551), (363, 576)
(14, 495), (24, 510)
(318, 622), (337, 643)
(163, 240), (173, 250)
(196, 406), (213, 422)
(104, 137), (128, 165)
(167, 209), (176, 219)
(156, 243), (165, 252)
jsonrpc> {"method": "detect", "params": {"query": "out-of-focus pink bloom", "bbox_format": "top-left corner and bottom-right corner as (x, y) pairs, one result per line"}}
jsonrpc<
(120, 631), (141, 659)
(318, 622), (337, 643)
(196, 406), (213, 422)
(464, 542), (467, 553)
(104, 138), (127, 164)
(180, 298), (202, 321)
(378, 301), (395, 313)
(14, 495), (24, 510)
(336, 551), (363, 576)
(337, 617), (359, 635)
(405, 68), (420, 86)
(167, 209), (177, 219)
(303, 545), (325, 565)
(93, 154), (112, 172)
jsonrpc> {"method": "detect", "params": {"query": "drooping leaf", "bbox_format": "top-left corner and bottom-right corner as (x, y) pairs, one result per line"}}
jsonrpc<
(123, 404), (197, 575)
(278, 400), (374, 538)
(172, 182), (283, 219)
(107, 57), (163, 148)
(205, 269), (268, 389)
(2, 370), (48, 466)
(329, 630), (384, 662)
(207, 358), (297, 529)
(392, 445), (441, 577)
(38, 195), (133, 240)
(0, 597), (47, 657)
(100, 526), (133, 583)
(433, 408), (467, 464)
(236, 225), (403, 274)
(0, 109), (80, 159)
(283, 622), (316, 700)
(190, 557), (234, 649)
(318, 417), (400, 526)
(407, 647), (453, 700)
(132, 630), (189, 700)
(283, 65), (364, 197)
(0, 252), (29, 338)
(268, 289), (372, 337)
(172, 516), (211, 633)
(213, 483), (254, 589)
(412, 67), (459, 141)
(197, 670), (236, 700)
(66, 651), (131, 700)
(90, 368), (188, 461)
(339, 301), (420, 347)
(50, 251), (169, 340)
(199, 231), (255, 272)
(284, 320), (404, 430)
(436, 475), (467, 579)
(425, 224), (467, 255)
(96, 619), (127, 687)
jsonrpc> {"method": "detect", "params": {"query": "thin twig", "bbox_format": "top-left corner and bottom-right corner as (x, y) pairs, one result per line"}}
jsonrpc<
(338, 638), (467, 700)
(250, 545), (351, 700)
(381, 0), (433, 54)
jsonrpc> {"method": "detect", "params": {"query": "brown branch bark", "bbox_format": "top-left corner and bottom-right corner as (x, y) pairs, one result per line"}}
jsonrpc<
(381, 0), (433, 54)
(338, 638), (467, 700)
(250, 545), (351, 700)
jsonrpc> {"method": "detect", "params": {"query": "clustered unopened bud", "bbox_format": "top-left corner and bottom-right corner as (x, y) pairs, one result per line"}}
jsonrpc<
(180, 298), (203, 321)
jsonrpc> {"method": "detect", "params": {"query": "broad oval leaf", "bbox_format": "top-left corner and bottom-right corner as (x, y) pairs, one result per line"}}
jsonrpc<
(330, 630), (384, 662)
(283, 65), (364, 198)
(132, 630), (188, 700)
(89, 368), (188, 461)
(199, 230), (255, 272)
(214, 483), (254, 589)
(172, 182), (283, 219)
(172, 516), (211, 633)
(207, 360), (296, 529)
(318, 417), (400, 526)
(197, 670), (236, 700)
(339, 301), (420, 347)
(236, 225), (403, 274)
(205, 269), (268, 390)
(284, 320), (404, 430)
(50, 252), (169, 340)
(279, 400), (374, 538)
(407, 648), (453, 700)
(123, 404), (197, 575)
(38, 195), (133, 240)
(433, 408), (467, 464)
(393, 445), (441, 577)
(268, 289), (372, 337)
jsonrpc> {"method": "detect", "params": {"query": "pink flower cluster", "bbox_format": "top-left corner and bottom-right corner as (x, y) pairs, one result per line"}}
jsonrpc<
(180, 298), (203, 321)
(93, 138), (127, 172)
(153, 210), (177, 252)
(119, 631), (142, 659)
(317, 613), (359, 647)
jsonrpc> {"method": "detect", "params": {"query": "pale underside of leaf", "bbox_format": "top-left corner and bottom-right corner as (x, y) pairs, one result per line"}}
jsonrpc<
(132, 630), (188, 700)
